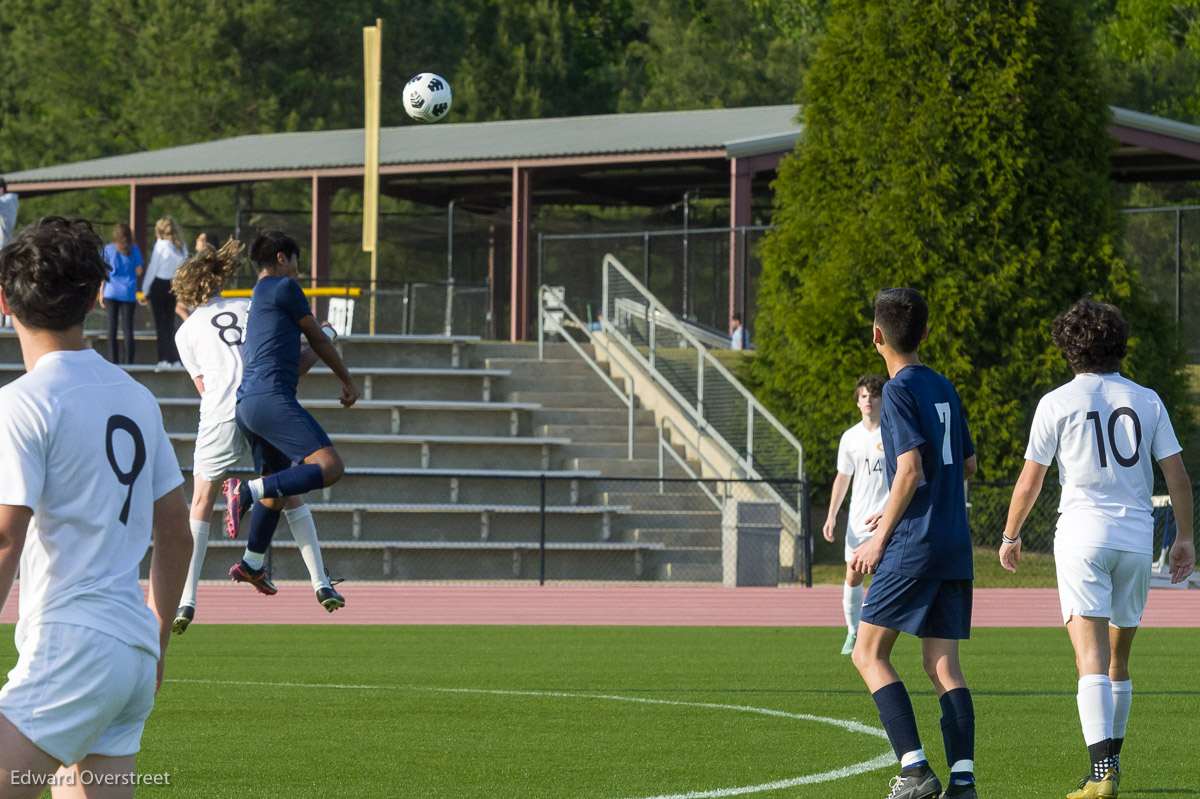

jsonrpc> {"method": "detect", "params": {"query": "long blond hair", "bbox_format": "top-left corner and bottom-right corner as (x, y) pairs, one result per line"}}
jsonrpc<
(155, 216), (185, 254)
(171, 237), (244, 307)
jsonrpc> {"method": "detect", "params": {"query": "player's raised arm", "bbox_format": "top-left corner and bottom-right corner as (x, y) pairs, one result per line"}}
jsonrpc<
(298, 315), (358, 407)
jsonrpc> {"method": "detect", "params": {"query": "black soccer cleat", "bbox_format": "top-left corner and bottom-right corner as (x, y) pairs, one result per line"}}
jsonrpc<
(316, 584), (345, 612)
(229, 561), (278, 596)
(941, 783), (978, 799)
(172, 605), (195, 634)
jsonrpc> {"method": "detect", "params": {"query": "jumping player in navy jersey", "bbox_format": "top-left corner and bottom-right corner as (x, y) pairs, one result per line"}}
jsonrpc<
(849, 288), (979, 799)
(224, 231), (358, 610)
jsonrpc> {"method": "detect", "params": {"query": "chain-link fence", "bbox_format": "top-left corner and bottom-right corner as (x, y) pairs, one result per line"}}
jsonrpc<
(217, 476), (812, 586)
(1121, 205), (1200, 360)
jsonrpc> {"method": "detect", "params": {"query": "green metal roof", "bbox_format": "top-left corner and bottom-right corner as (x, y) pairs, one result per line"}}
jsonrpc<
(6, 105), (803, 184)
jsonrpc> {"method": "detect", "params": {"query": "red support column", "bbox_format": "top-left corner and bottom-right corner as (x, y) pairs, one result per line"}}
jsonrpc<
(310, 174), (333, 318)
(510, 165), (532, 341)
(129, 183), (152, 257)
(729, 158), (753, 327)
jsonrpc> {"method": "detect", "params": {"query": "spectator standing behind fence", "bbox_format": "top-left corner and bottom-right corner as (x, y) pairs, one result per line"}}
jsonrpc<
(730, 313), (748, 350)
(998, 299), (1195, 799)
(100, 223), (144, 364)
(141, 217), (188, 368)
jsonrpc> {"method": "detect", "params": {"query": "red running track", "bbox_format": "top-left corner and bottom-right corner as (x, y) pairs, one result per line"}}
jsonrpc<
(3, 583), (1198, 627)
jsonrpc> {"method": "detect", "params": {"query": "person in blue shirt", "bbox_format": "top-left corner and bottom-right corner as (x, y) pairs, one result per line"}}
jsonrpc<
(100, 223), (144, 364)
(848, 288), (979, 799)
(223, 231), (358, 611)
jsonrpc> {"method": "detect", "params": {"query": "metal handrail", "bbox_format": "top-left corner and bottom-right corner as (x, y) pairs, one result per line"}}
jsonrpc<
(658, 417), (725, 511)
(536, 285), (636, 460)
(601, 254), (805, 516)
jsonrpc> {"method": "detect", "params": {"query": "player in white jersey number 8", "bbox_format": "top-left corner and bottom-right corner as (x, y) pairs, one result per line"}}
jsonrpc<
(170, 240), (343, 633)
(1000, 299), (1195, 799)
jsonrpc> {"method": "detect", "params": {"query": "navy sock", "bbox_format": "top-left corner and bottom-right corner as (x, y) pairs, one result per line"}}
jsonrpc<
(262, 463), (325, 499)
(939, 687), (975, 784)
(246, 502), (282, 558)
(1088, 739), (1114, 780)
(872, 681), (923, 765)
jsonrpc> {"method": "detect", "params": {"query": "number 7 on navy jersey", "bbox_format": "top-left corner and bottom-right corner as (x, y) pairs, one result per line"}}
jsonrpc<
(935, 402), (953, 465)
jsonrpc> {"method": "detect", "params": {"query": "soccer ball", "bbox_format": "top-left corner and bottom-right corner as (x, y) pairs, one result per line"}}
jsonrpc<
(403, 73), (452, 123)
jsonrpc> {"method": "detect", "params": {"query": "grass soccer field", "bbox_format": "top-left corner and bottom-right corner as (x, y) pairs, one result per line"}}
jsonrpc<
(2, 624), (1198, 798)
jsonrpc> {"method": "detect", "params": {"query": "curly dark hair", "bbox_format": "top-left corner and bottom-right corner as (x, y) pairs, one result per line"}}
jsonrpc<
(172, 237), (244, 307)
(0, 216), (108, 330)
(1051, 299), (1128, 374)
(853, 374), (886, 399)
(874, 287), (928, 354)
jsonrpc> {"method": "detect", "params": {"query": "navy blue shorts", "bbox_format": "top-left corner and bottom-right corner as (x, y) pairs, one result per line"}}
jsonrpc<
(860, 571), (973, 639)
(235, 392), (332, 475)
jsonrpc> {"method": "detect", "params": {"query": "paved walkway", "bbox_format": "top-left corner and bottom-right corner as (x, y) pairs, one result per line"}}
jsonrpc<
(5, 584), (1197, 627)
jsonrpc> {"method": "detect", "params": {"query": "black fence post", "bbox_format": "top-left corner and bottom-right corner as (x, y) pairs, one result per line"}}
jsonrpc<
(539, 473), (547, 586)
(801, 472), (813, 588)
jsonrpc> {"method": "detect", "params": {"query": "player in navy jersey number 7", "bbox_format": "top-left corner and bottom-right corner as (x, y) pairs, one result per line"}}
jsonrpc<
(224, 231), (358, 607)
(849, 288), (979, 799)
(0, 217), (191, 797)
(999, 299), (1194, 799)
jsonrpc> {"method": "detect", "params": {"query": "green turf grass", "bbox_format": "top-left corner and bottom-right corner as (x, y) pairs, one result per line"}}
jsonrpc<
(1, 624), (1197, 797)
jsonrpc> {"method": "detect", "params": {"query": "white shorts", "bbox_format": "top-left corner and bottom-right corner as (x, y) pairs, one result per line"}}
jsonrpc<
(193, 418), (249, 483)
(844, 528), (872, 563)
(0, 623), (156, 765)
(1055, 546), (1152, 627)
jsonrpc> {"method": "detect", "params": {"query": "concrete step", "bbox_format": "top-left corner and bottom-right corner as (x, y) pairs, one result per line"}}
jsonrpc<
(656, 561), (722, 582)
(151, 538), (659, 582)
(503, 375), (626, 394)
(483, 358), (600, 378)
(561, 442), (670, 460)
(159, 398), (538, 437)
(182, 468), (605, 507)
(534, 407), (656, 427)
(539, 424), (654, 443)
(507, 391), (631, 410)
(617, 528), (722, 547)
(471, 341), (573, 361)
(614, 509), (722, 530)
(569, 458), (699, 478)
(170, 432), (569, 470)
(333, 335), (478, 369)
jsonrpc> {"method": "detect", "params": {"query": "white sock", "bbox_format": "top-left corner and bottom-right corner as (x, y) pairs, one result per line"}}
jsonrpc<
(1111, 679), (1132, 739)
(242, 548), (265, 570)
(285, 504), (329, 590)
(843, 582), (863, 633)
(181, 520), (210, 608)
(900, 748), (927, 769)
(247, 477), (265, 502)
(1077, 674), (1114, 745)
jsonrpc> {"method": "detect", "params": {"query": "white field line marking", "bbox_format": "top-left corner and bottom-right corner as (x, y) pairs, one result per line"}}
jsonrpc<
(168, 678), (894, 796)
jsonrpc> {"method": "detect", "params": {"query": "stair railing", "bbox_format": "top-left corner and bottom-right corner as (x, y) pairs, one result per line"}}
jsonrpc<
(600, 254), (806, 525)
(536, 285), (635, 459)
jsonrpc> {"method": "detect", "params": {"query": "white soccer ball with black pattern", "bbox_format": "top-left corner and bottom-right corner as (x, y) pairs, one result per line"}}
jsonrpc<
(403, 73), (452, 123)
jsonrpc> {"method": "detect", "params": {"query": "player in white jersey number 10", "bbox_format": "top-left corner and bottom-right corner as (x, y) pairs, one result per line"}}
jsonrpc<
(0, 216), (192, 797)
(170, 240), (343, 632)
(1000, 299), (1195, 799)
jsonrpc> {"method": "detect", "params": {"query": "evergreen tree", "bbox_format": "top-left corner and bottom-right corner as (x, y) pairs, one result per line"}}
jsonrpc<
(752, 0), (1191, 483)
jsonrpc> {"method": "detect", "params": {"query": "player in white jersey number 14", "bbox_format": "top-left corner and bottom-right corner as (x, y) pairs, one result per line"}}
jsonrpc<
(1000, 299), (1195, 799)
(170, 239), (343, 633)
(823, 374), (889, 656)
